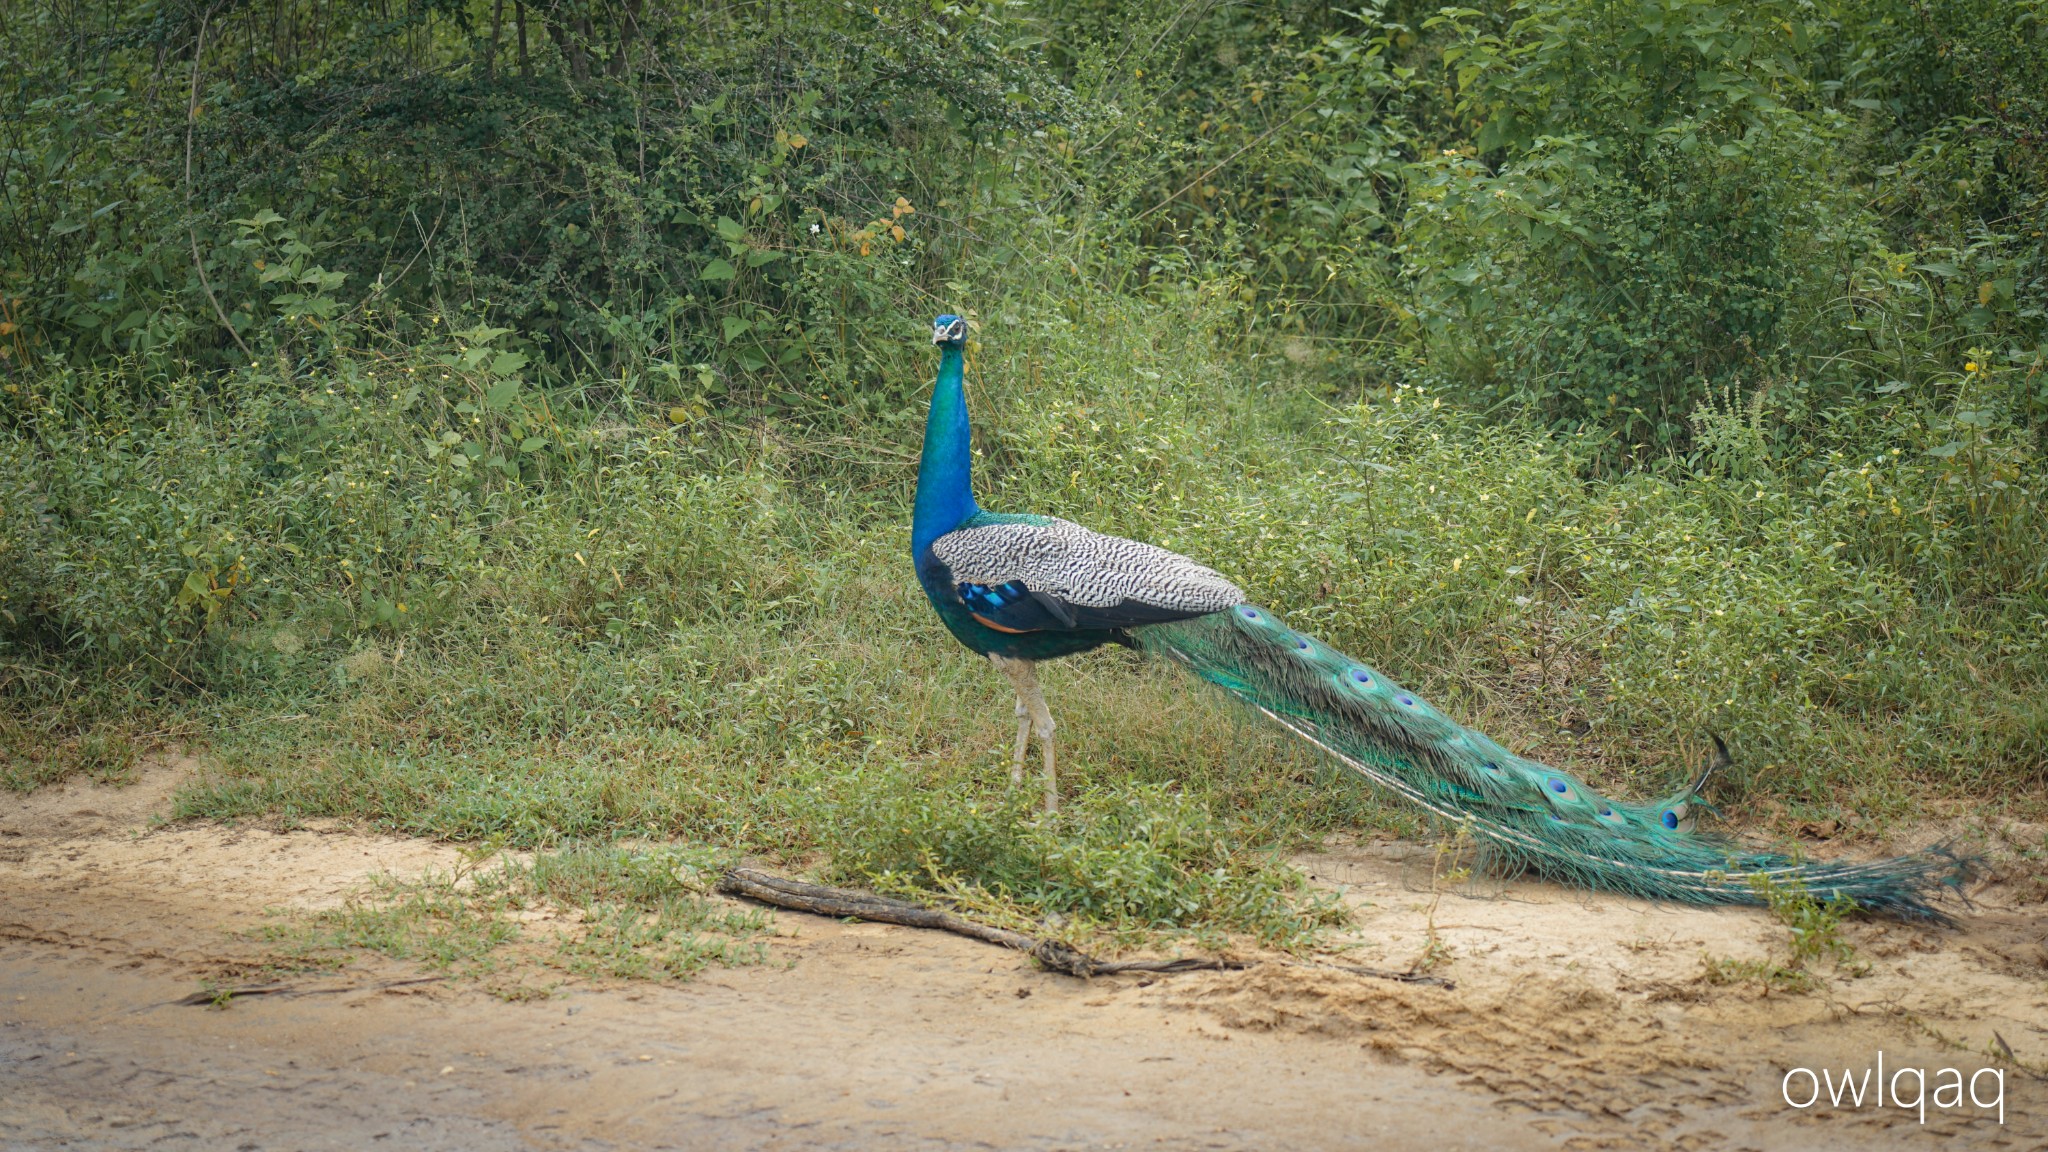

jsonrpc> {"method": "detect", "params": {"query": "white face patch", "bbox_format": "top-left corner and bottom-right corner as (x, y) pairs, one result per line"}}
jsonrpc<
(932, 518), (1244, 613)
(932, 317), (967, 344)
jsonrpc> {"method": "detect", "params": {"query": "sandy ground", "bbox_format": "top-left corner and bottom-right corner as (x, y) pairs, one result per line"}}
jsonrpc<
(2, 761), (2043, 1151)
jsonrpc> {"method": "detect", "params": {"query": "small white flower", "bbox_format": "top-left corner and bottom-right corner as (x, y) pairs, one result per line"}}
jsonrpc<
(809, 222), (821, 234)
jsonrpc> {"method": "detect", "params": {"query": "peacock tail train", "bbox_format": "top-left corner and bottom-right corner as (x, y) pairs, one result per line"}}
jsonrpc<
(1131, 605), (1969, 922)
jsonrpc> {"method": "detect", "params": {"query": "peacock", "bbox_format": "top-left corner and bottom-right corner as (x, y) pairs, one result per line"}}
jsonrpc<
(911, 314), (1966, 920)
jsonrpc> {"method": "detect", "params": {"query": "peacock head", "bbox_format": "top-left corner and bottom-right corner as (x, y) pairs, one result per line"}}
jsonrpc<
(931, 314), (968, 349)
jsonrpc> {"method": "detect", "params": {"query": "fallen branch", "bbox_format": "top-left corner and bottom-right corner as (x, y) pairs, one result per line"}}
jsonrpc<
(717, 866), (1134, 976)
(166, 975), (443, 1007)
(716, 867), (1452, 987)
(1319, 962), (1455, 987)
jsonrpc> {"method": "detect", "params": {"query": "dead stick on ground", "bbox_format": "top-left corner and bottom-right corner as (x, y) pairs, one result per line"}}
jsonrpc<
(164, 976), (445, 1008)
(716, 867), (1452, 987)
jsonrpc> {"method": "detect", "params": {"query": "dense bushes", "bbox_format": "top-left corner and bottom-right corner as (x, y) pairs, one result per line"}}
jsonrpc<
(2, 1), (1049, 396)
(1394, 0), (2044, 459)
(5, 3), (2039, 441)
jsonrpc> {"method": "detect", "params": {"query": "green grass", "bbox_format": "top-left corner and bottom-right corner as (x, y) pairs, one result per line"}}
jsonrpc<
(5, 284), (2044, 952)
(265, 843), (772, 994)
(1700, 873), (1870, 995)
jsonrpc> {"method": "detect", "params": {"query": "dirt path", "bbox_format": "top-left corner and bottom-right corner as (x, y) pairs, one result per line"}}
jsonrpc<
(2, 763), (2041, 1151)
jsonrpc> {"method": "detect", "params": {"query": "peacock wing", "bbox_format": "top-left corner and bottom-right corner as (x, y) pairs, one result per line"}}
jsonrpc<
(932, 515), (1244, 633)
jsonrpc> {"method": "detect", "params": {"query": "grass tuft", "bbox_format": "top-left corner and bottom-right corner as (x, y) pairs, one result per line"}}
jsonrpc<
(268, 843), (771, 992)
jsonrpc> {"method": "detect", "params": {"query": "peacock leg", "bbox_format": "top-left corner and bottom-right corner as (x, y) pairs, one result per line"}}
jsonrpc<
(1020, 672), (1058, 813)
(1038, 721), (1057, 814)
(1010, 699), (1031, 786)
(991, 654), (1058, 811)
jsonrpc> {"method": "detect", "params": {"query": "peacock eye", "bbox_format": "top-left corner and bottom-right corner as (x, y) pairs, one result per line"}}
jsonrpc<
(1661, 810), (1680, 830)
(1240, 608), (1260, 619)
(1350, 669), (1373, 686)
(1396, 695), (1415, 707)
(1547, 778), (1569, 793)
(1295, 638), (1310, 650)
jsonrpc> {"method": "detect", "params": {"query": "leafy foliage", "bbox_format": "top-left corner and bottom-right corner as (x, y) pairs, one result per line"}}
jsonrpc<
(1399, 0), (2032, 459)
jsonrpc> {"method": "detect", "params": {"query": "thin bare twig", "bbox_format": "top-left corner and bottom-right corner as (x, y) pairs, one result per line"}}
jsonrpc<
(162, 976), (445, 1008)
(335, 205), (445, 324)
(184, 6), (255, 360)
(1126, 100), (1321, 226)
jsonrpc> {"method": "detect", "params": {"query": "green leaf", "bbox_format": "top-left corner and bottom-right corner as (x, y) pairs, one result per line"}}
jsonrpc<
(175, 569), (212, 608)
(519, 437), (548, 454)
(722, 316), (753, 341)
(484, 378), (520, 410)
(699, 259), (738, 282)
(455, 324), (511, 345)
(490, 350), (530, 377)
(715, 216), (745, 241)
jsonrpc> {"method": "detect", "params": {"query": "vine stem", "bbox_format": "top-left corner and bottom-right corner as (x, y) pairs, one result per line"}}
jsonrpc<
(184, 6), (254, 360)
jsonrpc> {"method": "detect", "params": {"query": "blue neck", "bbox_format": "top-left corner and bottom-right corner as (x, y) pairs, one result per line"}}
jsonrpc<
(912, 346), (979, 555)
